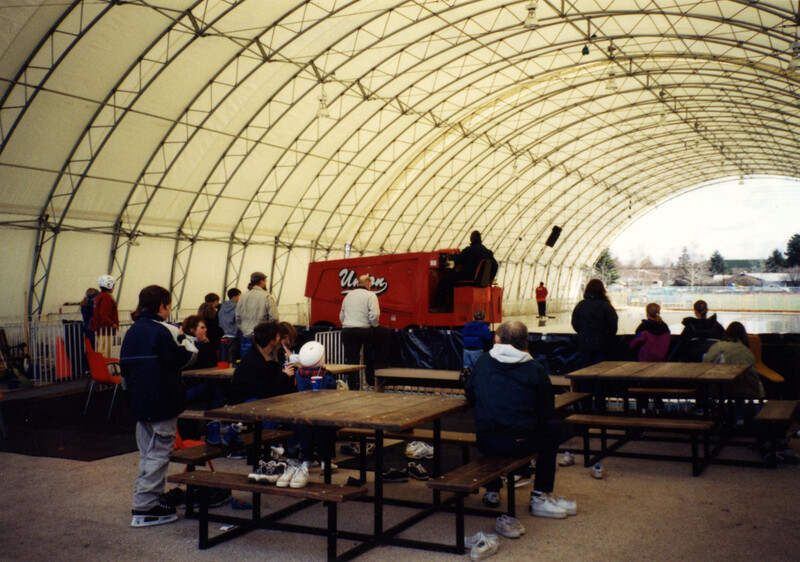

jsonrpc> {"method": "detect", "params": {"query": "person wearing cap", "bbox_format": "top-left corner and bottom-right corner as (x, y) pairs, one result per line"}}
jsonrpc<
(339, 274), (389, 389)
(236, 271), (279, 357)
(461, 310), (493, 368)
(89, 274), (119, 356)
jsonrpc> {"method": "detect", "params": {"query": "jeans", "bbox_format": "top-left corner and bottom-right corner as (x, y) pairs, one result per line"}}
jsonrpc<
(463, 349), (483, 368)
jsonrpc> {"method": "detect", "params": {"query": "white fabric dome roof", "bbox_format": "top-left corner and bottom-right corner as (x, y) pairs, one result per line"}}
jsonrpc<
(1, 0), (798, 317)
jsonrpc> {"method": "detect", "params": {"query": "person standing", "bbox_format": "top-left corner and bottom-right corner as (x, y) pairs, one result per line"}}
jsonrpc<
(570, 279), (618, 367)
(535, 282), (548, 318)
(89, 275), (119, 356)
(217, 288), (241, 363)
(340, 274), (389, 389)
(120, 285), (198, 528)
(465, 321), (576, 525)
(236, 272), (279, 358)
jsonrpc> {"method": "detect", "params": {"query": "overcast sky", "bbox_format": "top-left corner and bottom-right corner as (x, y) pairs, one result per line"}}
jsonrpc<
(609, 177), (800, 266)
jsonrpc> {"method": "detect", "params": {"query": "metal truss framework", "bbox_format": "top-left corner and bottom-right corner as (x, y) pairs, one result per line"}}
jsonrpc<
(0, 0), (798, 314)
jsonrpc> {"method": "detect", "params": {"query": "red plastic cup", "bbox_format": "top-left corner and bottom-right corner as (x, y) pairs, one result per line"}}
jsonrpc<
(217, 361), (229, 369)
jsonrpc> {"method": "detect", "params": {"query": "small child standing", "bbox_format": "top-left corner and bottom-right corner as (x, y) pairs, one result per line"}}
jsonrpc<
(295, 341), (337, 470)
(461, 310), (493, 368)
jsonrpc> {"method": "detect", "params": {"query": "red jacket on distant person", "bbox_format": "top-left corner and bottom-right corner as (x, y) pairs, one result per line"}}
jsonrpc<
(535, 285), (548, 302)
(89, 290), (119, 331)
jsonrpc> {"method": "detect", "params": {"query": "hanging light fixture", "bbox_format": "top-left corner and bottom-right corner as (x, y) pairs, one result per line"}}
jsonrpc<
(317, 84), (329, 119)
(605, 73), (618, 91)
(524, 1), (539, 29)
(788, 41), (800, 72)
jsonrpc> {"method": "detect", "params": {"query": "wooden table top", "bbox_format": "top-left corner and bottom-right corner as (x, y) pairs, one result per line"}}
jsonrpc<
(374, 368), (461, 381)
(565, 361), (747, 384)
(205, 390), (467, 431)
(183, 363), (364, 378)
(182, 366), (236, 378)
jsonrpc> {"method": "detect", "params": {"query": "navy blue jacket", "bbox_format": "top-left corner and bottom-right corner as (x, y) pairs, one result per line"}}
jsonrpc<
(465, 353), (552, 437)
(120, 312), (197, 422)
(229, 346), (297, 405)
(462, 321), (492, 350)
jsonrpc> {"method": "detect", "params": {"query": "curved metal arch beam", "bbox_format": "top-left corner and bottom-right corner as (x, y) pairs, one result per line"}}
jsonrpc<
(350, 45), (799, 253)
(419, 90), (800, 272)
(400, 56), (800, 241)
(0, 0), (112, 151)
(376, 66), (788, 253)
(241, 8), (796, 262)
(231, 7), (780, 256)
(536, 145), (800, 275)
(496, 104), (800, 271)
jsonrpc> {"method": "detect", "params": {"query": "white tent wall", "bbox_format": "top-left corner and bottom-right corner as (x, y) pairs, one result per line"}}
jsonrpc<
(0, 226), (35, 318)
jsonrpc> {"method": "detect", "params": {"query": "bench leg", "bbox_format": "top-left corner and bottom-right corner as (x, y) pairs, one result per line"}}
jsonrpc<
(198, 487), (209, 549)
(326, 500), (337, 561)
(506, 472), (516, 518)
(582, 427), (591, 467)
(454, 494), (466, 555)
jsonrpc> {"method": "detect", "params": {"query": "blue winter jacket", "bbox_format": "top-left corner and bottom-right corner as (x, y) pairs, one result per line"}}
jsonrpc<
(462, 321), (492, 350)
(120, 312), (197, 422)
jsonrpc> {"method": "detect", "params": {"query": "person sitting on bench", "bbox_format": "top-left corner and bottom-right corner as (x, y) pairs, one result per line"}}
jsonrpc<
(465, 320), (577, 523)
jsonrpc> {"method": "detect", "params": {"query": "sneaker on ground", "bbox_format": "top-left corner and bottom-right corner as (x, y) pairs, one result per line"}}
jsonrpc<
(407, 462), (429, 481)
(131, 503), (178, 528)
(322, 461), (338, 473)
(340, 442), (360, 456)
(205, 420), (223, 446)
(192, 487), (232, 509)
(405, 441), (423, 457)
(482, 491), (500, 509)
(530, 494), (568, 519)
(160, 487), (186, 507)
(554, 495), (577, 516)
(382, 467), (409, 483)
(494, 514), (525, 538)
(590, 463), (604, 479)
(231, 498), (252, 510)
(226, 450), (247, 459)
(465, 531), (497, 549)
(513, 475), (531, 488)
(470, 533), (499, 561)
(221, 424), (244, 447)
(305, 460), (322, 472)
(410, 442), (434, 459)
(558, 452), (575, 467)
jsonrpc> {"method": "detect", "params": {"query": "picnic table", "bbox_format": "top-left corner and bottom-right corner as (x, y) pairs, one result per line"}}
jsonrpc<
(203, 390), (468, 558)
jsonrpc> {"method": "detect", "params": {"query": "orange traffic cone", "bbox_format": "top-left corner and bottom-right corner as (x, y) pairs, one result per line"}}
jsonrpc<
(55, 336), (72, 380)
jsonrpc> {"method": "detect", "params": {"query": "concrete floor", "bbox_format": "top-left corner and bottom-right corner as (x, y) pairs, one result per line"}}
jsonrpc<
(1, 436), (799, 561)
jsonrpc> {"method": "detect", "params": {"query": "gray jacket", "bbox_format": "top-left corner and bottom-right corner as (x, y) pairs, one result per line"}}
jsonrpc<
(235, 286), (278, 338)
(339, 287), (380, 328)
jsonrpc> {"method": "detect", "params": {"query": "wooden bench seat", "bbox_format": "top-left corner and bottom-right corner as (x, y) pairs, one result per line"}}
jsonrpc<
(425, 453), (537, 554)
(171, 429), (294, 468)
(565, 413), (715, 476)
(754, 400), (800, 468)
(167, 470), (367, 555)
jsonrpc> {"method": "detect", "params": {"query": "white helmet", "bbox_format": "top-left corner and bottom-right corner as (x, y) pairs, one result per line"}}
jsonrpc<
(298, 341), (325, 368)
(98, 275), (116, 290)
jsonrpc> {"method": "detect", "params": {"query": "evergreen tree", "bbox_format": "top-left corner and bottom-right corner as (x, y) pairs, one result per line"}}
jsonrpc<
(786, 234), (800, 267)
(765, 249), (785, 272)
(708, 250), (725, 274)
(594, 248), (620, 286)
(674, 247), (693, 286)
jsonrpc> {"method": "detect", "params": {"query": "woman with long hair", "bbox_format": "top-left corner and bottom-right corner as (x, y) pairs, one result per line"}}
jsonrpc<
(571, 279), (619, 367)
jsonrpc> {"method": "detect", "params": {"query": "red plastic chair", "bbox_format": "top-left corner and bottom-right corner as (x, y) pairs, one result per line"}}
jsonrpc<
(83, 349), (123, 420)
(174, 430), (215, 472)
